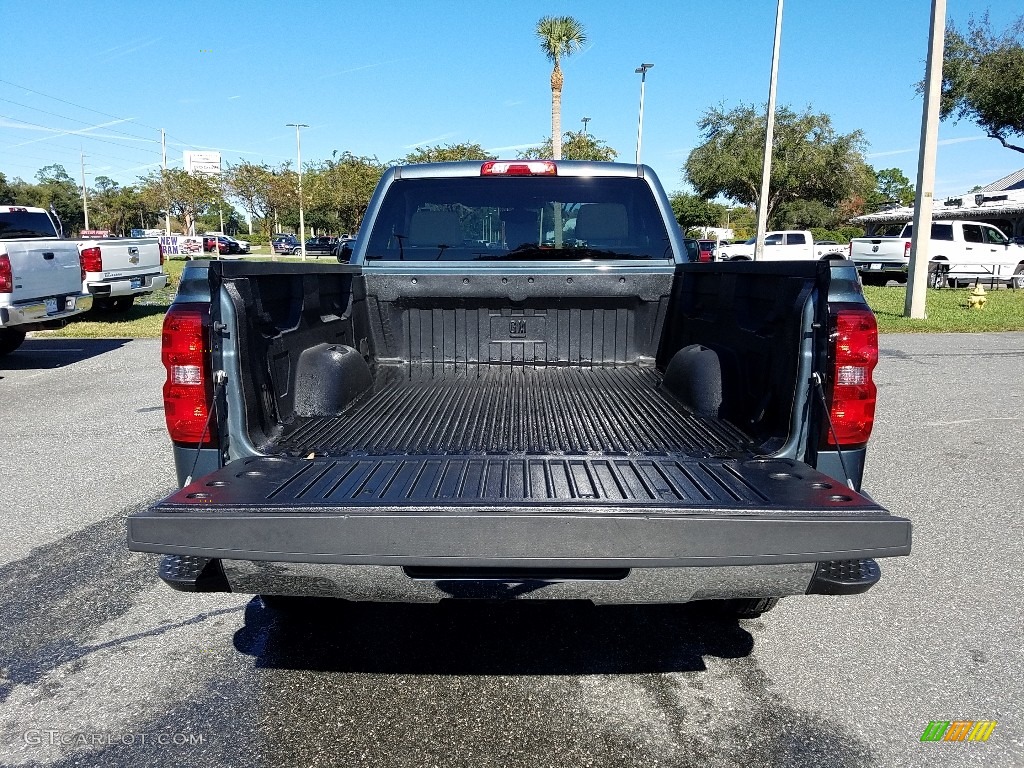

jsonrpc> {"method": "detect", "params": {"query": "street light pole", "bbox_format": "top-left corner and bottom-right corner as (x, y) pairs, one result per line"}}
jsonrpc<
(581, 116), (591, 136)
(754, 0), (784, 261)
(905, 0), (946, 319)
(634, 63), (653, 165)
(286, 123), (309, 261)
(80, 151), (89, 231)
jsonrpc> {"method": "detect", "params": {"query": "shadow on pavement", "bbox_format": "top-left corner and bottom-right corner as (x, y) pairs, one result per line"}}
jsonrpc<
(0, 338), (134, 370)
(233, 597), (755, 675)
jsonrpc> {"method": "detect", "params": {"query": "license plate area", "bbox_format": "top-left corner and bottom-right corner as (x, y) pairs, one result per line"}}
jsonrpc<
(44, 297), (59, 314)
(869, 263), (882, 270)
(130, 277), (143, 289)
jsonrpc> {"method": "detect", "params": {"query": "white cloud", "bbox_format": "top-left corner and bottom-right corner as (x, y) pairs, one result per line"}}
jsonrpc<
(867, 135), (988, 158)
(1, 118), (144, 148)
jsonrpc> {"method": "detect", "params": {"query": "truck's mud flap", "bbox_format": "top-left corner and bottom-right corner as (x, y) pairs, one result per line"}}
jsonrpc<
(129, 456), (911, 567)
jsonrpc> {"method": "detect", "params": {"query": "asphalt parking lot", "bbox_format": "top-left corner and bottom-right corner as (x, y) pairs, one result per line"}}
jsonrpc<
(0, 334), (1021, 767)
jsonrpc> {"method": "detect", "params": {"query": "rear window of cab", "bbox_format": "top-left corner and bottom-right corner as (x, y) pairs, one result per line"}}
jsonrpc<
(365, 177), (673, 262)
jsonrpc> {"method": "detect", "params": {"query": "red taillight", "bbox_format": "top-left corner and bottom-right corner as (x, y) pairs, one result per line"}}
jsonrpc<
(0, 254), (12, 293)
(80, 245), (102, 273)
(848, 242), (852, 259)
(159, 242), (165, 266)
(162, 303), (217, 446)
(903, 241), (911, 259)
(824, 308), (877, 448)
(481, 160), (557, 176)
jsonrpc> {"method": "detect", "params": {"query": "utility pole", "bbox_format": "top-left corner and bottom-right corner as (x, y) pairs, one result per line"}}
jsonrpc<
(286, 123), (308, 261)
(905, 0), (946, 319)
(161, 129), (170, 235)
(634, 64), (653, 165)
(581, 116), (591, 136)
(754, 0), (784, 261)
(218, 155), (225, 236)
(80, 151), (89, 231)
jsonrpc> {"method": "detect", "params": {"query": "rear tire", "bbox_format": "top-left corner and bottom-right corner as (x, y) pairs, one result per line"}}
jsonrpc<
(1012, 264), (1024, 290)
(0, 328), (27, 356)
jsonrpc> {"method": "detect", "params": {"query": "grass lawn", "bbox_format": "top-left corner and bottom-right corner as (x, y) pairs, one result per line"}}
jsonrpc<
(34, 264), (1024, 340)
(863, 284), (1024, 333)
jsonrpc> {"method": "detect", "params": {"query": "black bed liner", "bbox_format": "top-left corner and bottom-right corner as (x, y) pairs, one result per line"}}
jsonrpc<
(273, 364), (752, 457)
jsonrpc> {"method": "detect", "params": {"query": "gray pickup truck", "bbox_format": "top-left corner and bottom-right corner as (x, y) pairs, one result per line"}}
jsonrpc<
(129, 160), (910, 618)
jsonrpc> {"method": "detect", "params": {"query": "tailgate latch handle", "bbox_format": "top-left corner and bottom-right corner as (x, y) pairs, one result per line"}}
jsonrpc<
(42, 252), (55, 260)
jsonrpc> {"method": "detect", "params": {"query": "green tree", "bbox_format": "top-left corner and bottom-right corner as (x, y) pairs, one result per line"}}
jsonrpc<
(23, 164), (85, 234)
(225, 161), (280, 239)
(771, 198), (836, 229)
(0, 172), (15, 204)
(684, 104), (872, 226)
(669, 193), (726, 232)
(89, 176), (153, 235)
(306, 152), (386, 235)
(400, 143), (496, 163)
(140, 168), (222, 235)
(518, 130), (618, 161)
(535, 15), (587, 161)
(870, 167), (915, 208)
(938, 13), (1024, 153)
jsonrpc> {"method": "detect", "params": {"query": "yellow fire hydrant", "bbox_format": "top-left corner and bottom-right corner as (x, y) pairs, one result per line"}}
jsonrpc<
(968, 284), (987, 310)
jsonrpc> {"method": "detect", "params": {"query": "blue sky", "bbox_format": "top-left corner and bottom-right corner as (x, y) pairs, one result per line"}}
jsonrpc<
(3, 0), (1022, 201)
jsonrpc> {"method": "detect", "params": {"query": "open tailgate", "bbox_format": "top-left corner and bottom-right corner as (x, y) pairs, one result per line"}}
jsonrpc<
(129, 456), (911, 568)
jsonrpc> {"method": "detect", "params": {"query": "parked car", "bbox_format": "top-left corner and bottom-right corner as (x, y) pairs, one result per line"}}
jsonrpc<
(332, 237), (357, 262)
(205, 232), (250, 254)
(272, 235), (300, 255)
(78, 234), (167, 312)
(696, 239), (717, 263)
(718, 231), (846, 261)
(0, 205), (92, 355)
(850, 220), (1024, 288)
(305, 236), (336, 258)
(203, 236), (240, 257)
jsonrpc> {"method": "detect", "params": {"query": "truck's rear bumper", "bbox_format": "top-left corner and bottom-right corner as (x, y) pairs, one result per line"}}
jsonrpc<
(128, 456), (912, 568)
(157, 555), (883, 603)
(0, 293), (92, 328)
(87, 271), (168, 297)
(853, 259), (908, 275)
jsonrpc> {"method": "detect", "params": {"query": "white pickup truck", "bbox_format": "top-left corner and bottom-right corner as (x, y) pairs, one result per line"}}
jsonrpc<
(78, 234), (167, 312)
(850, 221), (1024, 288)
(717, 230), (846, 261)
(0, 206), (92, 355)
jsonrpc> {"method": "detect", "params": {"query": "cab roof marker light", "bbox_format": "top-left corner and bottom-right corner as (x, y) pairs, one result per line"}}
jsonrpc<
(481, 161), (557, 176)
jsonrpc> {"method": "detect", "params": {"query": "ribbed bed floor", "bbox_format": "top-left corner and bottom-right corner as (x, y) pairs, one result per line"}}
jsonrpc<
(276, 365), (752, 457)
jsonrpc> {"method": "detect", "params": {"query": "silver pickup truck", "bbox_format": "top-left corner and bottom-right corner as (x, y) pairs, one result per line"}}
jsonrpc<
(78, 235), (167, 312)
(0, 206), (92, 355)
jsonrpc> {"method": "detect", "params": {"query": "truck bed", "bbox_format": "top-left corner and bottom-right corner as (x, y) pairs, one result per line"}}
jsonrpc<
(274, 363), (751, 457)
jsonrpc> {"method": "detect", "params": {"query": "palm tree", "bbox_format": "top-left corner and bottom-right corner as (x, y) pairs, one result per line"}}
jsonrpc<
(535, 16), (587, 160)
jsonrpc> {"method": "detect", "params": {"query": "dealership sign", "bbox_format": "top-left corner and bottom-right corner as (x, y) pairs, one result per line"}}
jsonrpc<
(184, 151), (221, 176)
